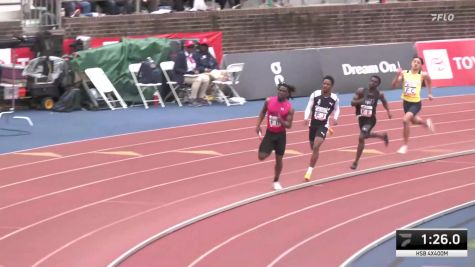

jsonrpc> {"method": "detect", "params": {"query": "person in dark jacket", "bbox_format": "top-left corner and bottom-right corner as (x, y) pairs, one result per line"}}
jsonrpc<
(173, 40), (211, 106)
(193, 38), (218, 74)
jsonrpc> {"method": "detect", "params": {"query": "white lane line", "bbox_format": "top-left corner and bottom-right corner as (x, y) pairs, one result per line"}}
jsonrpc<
(0, 98), (473, 172)
(2, 111), (475, 190)
(2, 140), (474, 251)
(267, 182), (475, 267)
(35, 159), (475, 267)
(185, 166), (475, 267)
(2, 125), (475, 213)
(108, 149), (475, 267)
(340, 200), (475, 267)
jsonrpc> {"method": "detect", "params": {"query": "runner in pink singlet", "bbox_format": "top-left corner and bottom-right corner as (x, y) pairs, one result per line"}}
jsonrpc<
(256, 83), (296, 190)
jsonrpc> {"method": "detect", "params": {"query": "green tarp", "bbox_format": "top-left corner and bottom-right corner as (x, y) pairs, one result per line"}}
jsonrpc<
(71, 37), (172, 102)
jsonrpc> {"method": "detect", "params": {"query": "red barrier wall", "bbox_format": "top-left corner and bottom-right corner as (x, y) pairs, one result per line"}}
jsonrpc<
(416, 39), (475, 87)
(9, 31), (222, 66)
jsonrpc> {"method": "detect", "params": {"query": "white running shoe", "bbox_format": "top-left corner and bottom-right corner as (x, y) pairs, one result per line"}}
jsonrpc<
(304, 171), (312, 181)
(273, 182), (283, 190)
(426, 119), (435, 133)
(397, 145), (408, 154)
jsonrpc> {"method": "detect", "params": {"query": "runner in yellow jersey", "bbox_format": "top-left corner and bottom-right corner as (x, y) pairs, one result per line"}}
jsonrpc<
(391, 56), (435, 154)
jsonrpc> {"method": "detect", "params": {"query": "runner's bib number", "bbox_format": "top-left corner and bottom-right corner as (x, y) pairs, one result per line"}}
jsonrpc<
(269, 115), (281, 127)
(361, 105), (373, 117)
(403, 81), (417, 96)
(314, 106), (328, 121)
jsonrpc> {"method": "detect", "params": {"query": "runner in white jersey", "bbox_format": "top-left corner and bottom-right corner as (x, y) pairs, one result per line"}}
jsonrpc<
(303, 75), (340, 181)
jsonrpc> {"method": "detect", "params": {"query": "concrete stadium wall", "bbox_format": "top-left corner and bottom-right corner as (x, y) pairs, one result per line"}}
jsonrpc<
(58, 0), (475, 54)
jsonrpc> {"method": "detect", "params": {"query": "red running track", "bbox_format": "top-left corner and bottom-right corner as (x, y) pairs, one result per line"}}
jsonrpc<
(0, 95), (474, 267)
(123, 154), (475, 267)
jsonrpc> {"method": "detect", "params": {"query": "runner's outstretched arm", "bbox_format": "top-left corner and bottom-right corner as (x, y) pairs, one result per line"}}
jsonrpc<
(304, 92), (315, 125)
(332, 97), (340, 125)
(256, 98), (269, 135)
(391, 68), (403, 89)
(380, 92), (392, 119)
(422, 71), (433, 100)
(351, 88), (364, 107)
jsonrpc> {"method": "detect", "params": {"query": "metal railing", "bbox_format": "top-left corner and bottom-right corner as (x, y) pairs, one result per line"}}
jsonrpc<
(20, 0), (61, 32)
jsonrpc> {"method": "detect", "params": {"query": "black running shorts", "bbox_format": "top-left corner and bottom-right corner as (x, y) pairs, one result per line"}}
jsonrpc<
(358, 116), (376, 134)
(309, 125), (329, 142)
(403, 100), (422, 116)
(259, 130), (286, 156)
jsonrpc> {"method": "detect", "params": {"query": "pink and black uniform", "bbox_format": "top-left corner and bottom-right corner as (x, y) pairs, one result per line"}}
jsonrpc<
(259, 96), (292, 156)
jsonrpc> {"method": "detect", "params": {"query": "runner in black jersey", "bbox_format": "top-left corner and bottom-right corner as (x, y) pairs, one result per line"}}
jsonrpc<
(350, 75), (392, 170)
(304, 75), (340, 181)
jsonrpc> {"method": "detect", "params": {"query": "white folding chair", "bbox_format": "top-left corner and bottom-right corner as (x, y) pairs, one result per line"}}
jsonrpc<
(128, 63), (164, 109)
(84, 67), (127, 110)
(160, 61), (190, 107)
(212, 63), (245, 106)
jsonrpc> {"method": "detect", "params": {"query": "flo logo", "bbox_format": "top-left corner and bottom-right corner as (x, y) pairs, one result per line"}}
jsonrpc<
(431, 13), (455, 21)
(398, 233), (412, 248)
(422, 49), (453, 80)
